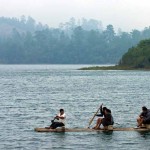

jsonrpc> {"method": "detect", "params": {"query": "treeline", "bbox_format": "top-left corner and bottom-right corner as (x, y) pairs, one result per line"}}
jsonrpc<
(0, 16), (48, 33)
(119, 39), (150, 68)
(1, 16), (150, 64)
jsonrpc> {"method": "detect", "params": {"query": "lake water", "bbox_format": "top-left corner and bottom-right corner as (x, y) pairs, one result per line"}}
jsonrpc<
(0, 65), (150, 150)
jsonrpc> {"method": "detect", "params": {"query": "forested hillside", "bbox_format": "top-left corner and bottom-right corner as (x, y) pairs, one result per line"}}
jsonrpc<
(1, 16), (150, 64)
(119, 39), (150, 68)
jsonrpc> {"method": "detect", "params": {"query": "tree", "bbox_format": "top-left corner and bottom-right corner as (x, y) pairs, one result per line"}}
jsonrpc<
(130, 29), (142, 45)
(103, 24), (115, 43)
(26, 16), (36, 32)
(20, 15), (26, 24)
(119, 39), (150, 68)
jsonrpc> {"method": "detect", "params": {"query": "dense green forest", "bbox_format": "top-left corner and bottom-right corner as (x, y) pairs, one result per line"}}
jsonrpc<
(119, 39), (150, 68)
(1, 16), (150, 64)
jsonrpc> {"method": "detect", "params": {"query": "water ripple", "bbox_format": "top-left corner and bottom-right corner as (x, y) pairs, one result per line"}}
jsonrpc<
(0, 65), (150, 150)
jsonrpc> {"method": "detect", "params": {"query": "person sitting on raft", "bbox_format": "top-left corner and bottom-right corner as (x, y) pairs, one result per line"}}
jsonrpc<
(92, 104), (107, 129)
(46, 109), (66, 129)
(93, 105), (114, 129)
(137, 106), (150, 127)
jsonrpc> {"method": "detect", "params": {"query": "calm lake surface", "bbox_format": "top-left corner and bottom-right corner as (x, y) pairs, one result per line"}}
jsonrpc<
(0, 65), (150, 150)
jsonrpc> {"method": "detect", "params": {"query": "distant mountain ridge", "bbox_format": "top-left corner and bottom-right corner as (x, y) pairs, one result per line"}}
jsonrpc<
(1, 16), (150, 64)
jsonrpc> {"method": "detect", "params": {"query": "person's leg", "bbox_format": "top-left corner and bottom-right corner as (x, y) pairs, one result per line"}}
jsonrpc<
(50, 122), (58, 129)
(45, 122), (56, 129)
(52, 122), (64, 129)
(93, 118), (99, 129)
(137, 117), (143, 127)
(96, 118), (103, 129)
(93, 118), (102, 129)
(137, 117), (141, 126)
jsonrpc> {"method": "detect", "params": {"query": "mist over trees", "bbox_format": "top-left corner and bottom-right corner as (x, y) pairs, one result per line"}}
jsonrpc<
(0, 16), (150, 64)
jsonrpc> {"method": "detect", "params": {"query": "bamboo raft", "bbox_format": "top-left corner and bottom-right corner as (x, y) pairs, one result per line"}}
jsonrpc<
(35, 127), (150, 132)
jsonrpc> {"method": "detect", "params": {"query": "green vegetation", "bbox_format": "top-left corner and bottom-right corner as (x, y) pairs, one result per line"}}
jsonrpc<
(119, 39), (150, 68)
(1, 16), (150, 64)
(80, 39), (150, 70)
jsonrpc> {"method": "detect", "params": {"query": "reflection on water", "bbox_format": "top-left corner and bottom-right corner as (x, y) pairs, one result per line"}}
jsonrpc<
(137, 131), (150, 139)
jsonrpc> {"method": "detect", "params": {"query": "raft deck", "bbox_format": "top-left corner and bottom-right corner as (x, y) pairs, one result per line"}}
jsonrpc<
(34, 127), (150, 132)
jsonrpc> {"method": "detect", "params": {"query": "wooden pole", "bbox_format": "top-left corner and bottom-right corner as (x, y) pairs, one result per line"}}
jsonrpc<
(88, 105), (101, 128)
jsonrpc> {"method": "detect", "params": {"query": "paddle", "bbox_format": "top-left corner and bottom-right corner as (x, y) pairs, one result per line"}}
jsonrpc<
(88, 104), (102, 128)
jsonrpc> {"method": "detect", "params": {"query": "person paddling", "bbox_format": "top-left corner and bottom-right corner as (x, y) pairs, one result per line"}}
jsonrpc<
(92, 104), (106, 129)
(45, 109), (66, 129)
(93, 104), (114, 129)
(137, 106), (150, 127)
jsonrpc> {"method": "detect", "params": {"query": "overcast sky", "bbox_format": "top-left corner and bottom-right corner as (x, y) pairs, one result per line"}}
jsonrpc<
(0, 0), (150, 32)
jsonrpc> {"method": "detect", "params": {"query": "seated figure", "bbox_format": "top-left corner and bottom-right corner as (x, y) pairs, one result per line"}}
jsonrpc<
(137, 106), (150, 127)
(93, 104), (114, 129)
(45, 109), (66, 129)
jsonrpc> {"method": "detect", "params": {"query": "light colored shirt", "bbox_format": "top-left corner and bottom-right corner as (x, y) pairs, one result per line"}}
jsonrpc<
(56, 113), (66, 125)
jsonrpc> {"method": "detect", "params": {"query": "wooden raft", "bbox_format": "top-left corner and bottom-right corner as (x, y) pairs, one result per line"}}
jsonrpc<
(34, 127), (150, 132)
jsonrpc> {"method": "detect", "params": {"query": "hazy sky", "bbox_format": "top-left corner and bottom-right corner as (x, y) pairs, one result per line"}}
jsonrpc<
(0, 0), (150, 32)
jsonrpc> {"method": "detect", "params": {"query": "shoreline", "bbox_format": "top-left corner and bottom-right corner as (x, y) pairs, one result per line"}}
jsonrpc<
(79, 65), (150, 71)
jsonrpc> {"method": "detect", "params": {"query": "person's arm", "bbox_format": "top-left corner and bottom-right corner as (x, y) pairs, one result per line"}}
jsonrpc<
(96, 104), (103, 117)
(56, 114), (66, 119)
(139, 112), (144, 118)
(100, 104), (103, 115)
(96, 114), (103, 117)
(58, 116), (65, 119)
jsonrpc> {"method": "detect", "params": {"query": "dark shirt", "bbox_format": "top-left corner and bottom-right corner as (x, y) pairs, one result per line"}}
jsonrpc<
(102, 113), (114, 126)
(105, 113), (114, 125)
(143, 110), (150, 122)
(140, 109), (150, 117)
